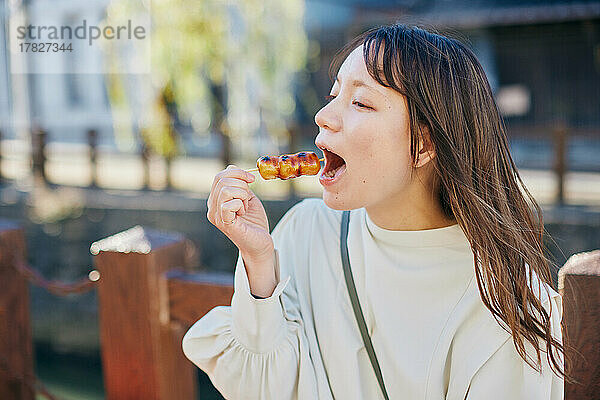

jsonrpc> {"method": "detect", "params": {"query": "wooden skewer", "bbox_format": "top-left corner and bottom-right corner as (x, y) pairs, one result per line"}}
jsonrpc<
(246, 158), (325, 173)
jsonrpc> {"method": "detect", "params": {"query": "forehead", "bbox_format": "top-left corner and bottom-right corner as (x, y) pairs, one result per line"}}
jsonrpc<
(335, 45), (401, 104)
(337, 46), (372, 82)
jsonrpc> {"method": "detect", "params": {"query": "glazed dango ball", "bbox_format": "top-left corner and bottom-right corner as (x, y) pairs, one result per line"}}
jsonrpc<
(256, 152), (322, 180)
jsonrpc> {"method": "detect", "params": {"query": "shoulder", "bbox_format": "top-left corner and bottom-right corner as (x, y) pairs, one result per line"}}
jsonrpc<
(456, 266), (564, 396)
(271, 198), (343, 240)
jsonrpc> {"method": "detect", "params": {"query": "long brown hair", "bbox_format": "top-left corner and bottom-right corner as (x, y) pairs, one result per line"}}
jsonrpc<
(329, 23), (570, 381)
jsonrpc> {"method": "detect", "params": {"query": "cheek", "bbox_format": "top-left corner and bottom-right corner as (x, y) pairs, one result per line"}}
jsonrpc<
(350, 131), (412, 186)
(356, 154), (410, 189)
(342, 104), (411, 182)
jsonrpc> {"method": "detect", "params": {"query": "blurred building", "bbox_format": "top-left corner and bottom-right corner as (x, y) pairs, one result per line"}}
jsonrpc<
(300, 0), (600, 160)
(1, 0), (113, 145)
(0, 2), (12, 136)
(1, 0), (599, 163)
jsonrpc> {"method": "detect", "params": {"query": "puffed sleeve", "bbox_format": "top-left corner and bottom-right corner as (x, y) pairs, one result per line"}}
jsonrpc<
(182, 200), (320, 400)
(465, 284), (564, 400)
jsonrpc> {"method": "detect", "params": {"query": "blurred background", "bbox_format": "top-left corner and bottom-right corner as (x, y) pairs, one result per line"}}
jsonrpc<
(0, 0), (599, 398)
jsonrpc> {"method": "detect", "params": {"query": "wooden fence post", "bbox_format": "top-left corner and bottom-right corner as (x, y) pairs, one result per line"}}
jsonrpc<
(31, 127), (47, 183)
(140, 140), (150, 190)
(0, 221), (35, 400)
(91, 226), (197, 400)
(558, 250), (600, 399)
(553, 124), (567, 206)
(87, 129), (98, 188)
(0, 129), (3, 184)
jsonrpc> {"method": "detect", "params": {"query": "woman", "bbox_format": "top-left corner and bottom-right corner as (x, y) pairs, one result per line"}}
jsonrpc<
(183, 23), (566, 399)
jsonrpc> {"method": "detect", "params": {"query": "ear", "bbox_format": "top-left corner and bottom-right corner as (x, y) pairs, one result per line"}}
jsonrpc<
(414, 125), (436, 168)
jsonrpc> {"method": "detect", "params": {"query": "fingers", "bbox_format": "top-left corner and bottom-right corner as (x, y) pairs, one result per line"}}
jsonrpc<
(207, 165), (256, 227)
(217, 186), (252, 216)
(220, 199), (244, 225)
(211, 165), (255, 195)
(208, 177), (252, 215)
(208, 165), (254, 212)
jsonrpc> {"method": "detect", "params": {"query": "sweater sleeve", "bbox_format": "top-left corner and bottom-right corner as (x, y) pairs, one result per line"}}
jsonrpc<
(182, 200), (320, 400)
(465, 286), (564, 400)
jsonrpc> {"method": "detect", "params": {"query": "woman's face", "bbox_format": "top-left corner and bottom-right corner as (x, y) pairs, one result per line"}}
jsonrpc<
(315, 45), (427, 212)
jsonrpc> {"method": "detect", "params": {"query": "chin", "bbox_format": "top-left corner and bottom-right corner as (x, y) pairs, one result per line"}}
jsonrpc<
(321, 190), (357, 211)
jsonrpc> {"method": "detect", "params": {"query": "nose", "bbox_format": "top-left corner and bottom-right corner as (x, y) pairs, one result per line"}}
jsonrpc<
(314, 101), (341, 133)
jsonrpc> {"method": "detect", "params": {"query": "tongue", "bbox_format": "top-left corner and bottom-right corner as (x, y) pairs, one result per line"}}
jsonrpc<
(326, 163), (346, 178)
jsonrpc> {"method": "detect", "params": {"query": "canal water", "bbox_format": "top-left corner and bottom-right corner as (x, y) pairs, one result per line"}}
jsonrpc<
(35, 343), (224, 399)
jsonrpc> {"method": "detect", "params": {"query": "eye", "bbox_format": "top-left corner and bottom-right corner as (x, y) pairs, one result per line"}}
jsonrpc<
(353, 100), (372, 110)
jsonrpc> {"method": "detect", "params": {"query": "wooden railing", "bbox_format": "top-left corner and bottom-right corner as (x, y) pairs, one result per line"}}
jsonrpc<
(0, 221), (34, 399)
(0, 221), (598, 399)
(0, 222), (234, 400)
(558, 250), (600, 399)
(6, 123), (600, 203)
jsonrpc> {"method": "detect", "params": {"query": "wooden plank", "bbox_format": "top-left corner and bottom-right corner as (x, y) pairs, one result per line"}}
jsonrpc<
(553, 125), (567, 205)
(558, 250), (600, 399)
(0, 220), (35, 400)
(92, 226), (196, 400)
(167, 269), (234, 327)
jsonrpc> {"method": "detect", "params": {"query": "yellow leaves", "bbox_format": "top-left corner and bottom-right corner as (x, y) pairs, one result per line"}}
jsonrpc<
(141, 94), (178, 158)
(105, 0), (308, 160)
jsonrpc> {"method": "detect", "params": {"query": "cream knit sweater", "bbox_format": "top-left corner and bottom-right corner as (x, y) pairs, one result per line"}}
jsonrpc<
(183, 198), (563, 400)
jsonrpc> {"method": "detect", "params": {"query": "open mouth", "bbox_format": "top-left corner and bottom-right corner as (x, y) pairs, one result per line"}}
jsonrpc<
(321, 148), (346, 180)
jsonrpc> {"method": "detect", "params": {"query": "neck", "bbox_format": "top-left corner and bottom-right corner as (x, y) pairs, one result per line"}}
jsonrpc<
(365, 187), (456, 231)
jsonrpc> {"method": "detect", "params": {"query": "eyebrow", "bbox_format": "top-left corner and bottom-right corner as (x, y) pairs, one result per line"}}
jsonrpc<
(335, 75), (376, 90)
(334, 75), (388, 101)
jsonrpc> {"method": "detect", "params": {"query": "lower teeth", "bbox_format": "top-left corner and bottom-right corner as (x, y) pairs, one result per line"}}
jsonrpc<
(325, 165), (343, 178)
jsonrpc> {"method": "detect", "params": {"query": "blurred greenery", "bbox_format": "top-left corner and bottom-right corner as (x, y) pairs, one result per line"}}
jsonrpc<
(103, 0), (309, 161)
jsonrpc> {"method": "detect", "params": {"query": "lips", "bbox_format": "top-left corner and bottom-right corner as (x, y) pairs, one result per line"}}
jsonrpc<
(316, 143), (347, 185)
(316, 144), (346, 172)
(321, 149), (345, 177)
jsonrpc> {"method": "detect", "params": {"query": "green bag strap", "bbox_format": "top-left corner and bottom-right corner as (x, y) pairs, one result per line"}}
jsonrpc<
(341, 210), (390, 400)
